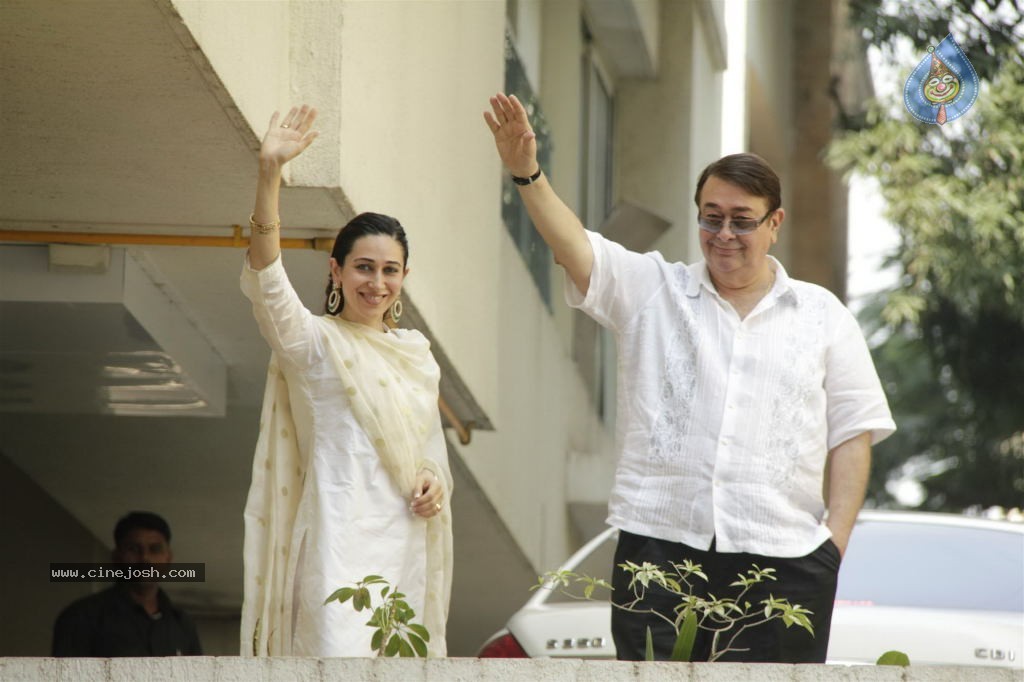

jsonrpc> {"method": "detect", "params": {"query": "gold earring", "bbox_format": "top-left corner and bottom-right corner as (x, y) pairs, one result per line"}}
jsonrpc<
(327, 286), (342, 315)
(388, 298), (403, 324)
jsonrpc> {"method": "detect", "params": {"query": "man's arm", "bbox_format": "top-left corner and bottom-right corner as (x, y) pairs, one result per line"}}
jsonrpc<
(484, 93), (594, 295)
(823, 431), (872, 557)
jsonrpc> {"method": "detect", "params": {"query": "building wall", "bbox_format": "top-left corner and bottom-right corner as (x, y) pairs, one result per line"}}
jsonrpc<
(617, 1), (726, 266)
(746, 0), (849, 296)
(0, 452), (108, 655)
(746, 0), (796, 268)
(0, 657), (1007, 681)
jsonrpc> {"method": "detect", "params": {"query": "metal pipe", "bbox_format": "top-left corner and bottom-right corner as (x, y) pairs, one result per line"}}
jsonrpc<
(1, 225), (474, 445)
(438, 394), (472, 446)
(0, 226), (334, 251)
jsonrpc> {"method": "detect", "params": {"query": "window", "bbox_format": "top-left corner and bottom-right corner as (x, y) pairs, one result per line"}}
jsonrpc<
(502, 34), (554, 309)
(836, 520), (1024, 612)
(573, 24), (616, 420)
(579, 37), (614, 233)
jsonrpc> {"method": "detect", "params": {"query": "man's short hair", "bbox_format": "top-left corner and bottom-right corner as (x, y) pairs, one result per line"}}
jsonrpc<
(695, 153), (782, 213)
(114, 511), (172, 546)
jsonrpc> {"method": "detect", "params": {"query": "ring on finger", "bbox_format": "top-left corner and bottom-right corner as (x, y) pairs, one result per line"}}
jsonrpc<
(434, 503), (441, 512)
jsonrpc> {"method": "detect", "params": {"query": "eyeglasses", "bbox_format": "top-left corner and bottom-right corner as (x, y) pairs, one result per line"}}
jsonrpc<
(698, 209), (774, 236)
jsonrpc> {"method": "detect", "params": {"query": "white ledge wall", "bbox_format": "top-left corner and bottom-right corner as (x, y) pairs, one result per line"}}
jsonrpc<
(2, 658), (1020, 681)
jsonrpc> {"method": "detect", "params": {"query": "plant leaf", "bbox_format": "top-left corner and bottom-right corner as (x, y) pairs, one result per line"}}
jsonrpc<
(323, 586), (355, 605)
(877, 650), (911, 666)
(355, 588), (371, 611)
(644, 626), (655, 661)
(408, 632), (428, 657)
(370, 629), (383, 653)
(408, 623), (431, 642)
(670, 610), (698, 662)
(385, 634), (401, 657)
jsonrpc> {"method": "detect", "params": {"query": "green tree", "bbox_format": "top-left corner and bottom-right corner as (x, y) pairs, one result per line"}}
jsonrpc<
(848, 0), (1023, 84)
(829, 1), (1024, 509)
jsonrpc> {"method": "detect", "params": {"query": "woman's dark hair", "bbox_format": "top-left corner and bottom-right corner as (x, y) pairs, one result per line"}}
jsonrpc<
(324, 212), (409, 314)
(694, 153), (782, 213)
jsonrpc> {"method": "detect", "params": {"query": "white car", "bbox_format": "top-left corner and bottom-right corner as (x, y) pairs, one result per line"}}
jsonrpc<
(478, 510), (1024, 668)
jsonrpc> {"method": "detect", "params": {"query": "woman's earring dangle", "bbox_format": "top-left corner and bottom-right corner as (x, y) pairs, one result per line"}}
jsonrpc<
(327, 285), (342, 315)
(388, 298), (403, 324)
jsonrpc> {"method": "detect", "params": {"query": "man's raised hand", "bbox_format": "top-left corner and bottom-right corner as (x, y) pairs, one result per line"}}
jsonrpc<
(483, 93), (538, 179)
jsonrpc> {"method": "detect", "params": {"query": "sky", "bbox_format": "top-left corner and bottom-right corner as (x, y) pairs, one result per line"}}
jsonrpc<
(847, 176), (901, 310)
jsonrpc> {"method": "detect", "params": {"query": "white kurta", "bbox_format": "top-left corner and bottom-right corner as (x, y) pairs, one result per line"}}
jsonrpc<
(239, 255), (451, 657)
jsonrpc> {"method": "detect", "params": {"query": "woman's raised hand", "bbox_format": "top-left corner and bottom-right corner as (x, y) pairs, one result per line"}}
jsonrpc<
(260, 105), (319, 168)
(483, 93), (538, 178)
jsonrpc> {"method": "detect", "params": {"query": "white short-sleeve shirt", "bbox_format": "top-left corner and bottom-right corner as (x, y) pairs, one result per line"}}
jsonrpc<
(566, 231), (896, 557)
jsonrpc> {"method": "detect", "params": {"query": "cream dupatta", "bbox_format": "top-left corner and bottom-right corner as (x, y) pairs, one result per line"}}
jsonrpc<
(240, 316), (453, 657)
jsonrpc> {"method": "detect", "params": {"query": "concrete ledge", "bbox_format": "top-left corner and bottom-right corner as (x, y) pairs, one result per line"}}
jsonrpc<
(1, 657), (1020, 681)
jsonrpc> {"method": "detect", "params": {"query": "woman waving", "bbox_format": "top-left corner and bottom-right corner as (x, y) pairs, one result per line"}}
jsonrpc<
(239, 105), (453, 657)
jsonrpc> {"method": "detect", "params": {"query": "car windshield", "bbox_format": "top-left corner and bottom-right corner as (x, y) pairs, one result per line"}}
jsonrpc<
(836, 519), (1024, 612)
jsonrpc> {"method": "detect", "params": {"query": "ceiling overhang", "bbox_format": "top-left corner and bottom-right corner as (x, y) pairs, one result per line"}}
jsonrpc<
(0, 244), (226, 416)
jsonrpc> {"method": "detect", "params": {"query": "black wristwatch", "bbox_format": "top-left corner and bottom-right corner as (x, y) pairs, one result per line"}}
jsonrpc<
(511, 168), (542, 186)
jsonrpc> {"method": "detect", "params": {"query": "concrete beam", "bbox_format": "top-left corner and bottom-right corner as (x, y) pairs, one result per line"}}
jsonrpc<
(1, 657), (1016, 681)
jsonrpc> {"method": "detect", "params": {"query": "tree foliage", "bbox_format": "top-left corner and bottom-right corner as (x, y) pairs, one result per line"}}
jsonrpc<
(829, 1), (1024, 509)
(849, 0), (1023, 81)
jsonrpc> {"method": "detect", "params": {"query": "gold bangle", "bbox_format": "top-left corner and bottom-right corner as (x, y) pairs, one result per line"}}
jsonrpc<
(249, 213), (281, 234)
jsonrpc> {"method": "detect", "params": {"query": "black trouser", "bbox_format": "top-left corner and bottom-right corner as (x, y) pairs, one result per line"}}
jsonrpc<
(611, 530), (841, 662)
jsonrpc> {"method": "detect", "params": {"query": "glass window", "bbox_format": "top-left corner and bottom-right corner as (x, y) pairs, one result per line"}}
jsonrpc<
(574, 23), (616, 421)
(579, 43), (613, 232)
(502, 33), (553, 309)
(836, 520), (1024, 612)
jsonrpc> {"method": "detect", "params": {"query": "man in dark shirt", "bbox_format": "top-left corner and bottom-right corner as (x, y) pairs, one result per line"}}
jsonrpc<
(52, 511), (202, 656)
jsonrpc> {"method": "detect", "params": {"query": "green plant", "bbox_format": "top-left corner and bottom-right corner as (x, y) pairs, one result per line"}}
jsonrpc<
(324, 574), (430, 657)
(539, 559), (814, 661)
(876, 650), (911, 666)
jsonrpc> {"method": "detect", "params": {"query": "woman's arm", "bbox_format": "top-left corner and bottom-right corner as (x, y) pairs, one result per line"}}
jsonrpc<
(241, 105), (323, 368)
(249, 105), (319, 270)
